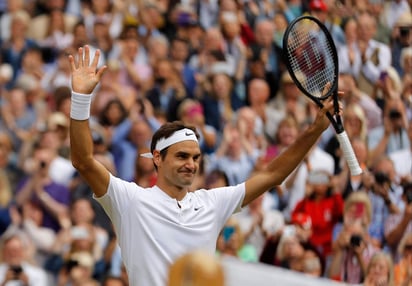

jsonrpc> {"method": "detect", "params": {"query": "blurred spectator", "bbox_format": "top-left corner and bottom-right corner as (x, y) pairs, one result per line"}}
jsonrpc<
(205, 121), (260, 186)
(0, 231), (49, 286)
(275, 231), (307, 272)
(146, 58), (188, 122)
(14, 145), (70, 232)
(216, 216), (258, 262)
(389, 121), (412, 183)
(177, 98), (217, 153)
(219, 11), (248, 85)
(83, 0), (122, 43)
(169, 37), (197, 97)
(147, 34), (170, 67)
(391, 12), (412, 77)
(247, 78), (284, 144)
(0, 130), (24, 192)
(115, 26), (152, 95)
(4, 202), (56, 267)
(338, 12), (391, 97)
(204, 169), (230, 189)
(27, 0), (78, 42)
(328, 192), (379, 283)
(235, 194), (278, 257)
(249, 18), (284, 99)
(380, 0), (411, 31)
(324, 102), (368, 174)
(338, 73), (382, 131)
(0, 87), (39, 156)
(91, 58), (137, 115)
(394, 232), (412, 285)
(103, 275), (127, 286)
(0, 0), (25, 41)
(280, 138), (334, 221)
(308, 0), (345, 46)
(41, 50), (72, 94)
(268, 72), (308, 131)
(57, 251), (99, 286)
(385, 181), (412, 260)
(259, 115), (299, 171)
(372, 66), (403, 106)
(368, 97), (410, 161)
(1, 10), (38, 88)
(292, 170), (343, 260)
(134, 147), (157, 188)
(38, 8), (73, 50)
(199, 69), (244, 133)
(363, 252), (395, 286)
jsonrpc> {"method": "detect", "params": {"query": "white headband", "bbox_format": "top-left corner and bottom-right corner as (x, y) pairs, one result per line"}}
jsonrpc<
(140, 128), (198, 158)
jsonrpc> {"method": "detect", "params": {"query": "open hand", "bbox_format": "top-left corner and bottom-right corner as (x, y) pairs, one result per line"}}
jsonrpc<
(68, 45), (107, 94)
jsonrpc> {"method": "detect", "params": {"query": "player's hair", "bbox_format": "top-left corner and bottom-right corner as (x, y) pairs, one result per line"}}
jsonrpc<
(150, 121), (199, 159)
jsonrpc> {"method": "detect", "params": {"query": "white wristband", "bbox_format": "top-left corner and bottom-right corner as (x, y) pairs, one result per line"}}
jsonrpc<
(70, 92), (92, 120)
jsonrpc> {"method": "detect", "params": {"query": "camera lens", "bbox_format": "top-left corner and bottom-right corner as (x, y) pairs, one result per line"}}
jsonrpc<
(350, 234), (362, 247)
(389, 109), (402, 119)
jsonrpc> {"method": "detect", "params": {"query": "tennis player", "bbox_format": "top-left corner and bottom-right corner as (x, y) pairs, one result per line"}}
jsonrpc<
(69, 46), (338, 286)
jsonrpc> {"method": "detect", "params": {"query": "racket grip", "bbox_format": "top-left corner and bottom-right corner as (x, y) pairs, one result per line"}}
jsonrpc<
(336, 131), (363, 176)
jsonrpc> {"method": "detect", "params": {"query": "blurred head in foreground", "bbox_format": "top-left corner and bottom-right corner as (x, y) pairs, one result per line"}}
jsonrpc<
(168, 251), (224, 286)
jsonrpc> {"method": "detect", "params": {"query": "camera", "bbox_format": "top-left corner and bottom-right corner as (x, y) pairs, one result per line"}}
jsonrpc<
(400, 26), (411, 38)
(389, 109), (402, 120)
(10, 265), (23, 275)
(374, 172), (390, 185)
(403, 182), (412, 204)
(39, 161), (47, 169)
(350, 234), (362, 247)
(65, 259), (79, 271)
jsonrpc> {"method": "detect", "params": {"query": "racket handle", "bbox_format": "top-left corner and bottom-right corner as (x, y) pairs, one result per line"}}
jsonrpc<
(336, 131), (363, 176)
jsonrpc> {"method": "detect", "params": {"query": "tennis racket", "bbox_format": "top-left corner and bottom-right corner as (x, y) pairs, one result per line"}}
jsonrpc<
(283, 15), (362, 176)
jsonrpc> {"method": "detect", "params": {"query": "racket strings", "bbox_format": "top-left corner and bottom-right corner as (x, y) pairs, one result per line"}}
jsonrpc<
(286, 23), (336, 98)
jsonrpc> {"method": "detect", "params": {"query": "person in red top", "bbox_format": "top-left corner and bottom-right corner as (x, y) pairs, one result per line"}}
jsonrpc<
(292, 169), (343, 260)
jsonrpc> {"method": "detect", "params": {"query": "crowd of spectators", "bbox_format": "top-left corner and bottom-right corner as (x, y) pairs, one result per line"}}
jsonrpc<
(0, 0), (411, 285)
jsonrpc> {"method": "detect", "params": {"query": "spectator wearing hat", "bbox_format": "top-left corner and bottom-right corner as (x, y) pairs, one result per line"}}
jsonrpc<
(278, 140), (335, 222)
(308, 0), (345, 46)
(390, 12), (412, 78)
(291, 169), (343, 260)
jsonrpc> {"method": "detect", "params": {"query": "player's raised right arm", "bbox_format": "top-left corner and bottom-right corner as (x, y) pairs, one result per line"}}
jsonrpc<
(69, 46), (109, 198)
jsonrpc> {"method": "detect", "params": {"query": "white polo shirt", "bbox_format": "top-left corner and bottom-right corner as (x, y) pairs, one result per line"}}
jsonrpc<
(96, 174), (245, 286)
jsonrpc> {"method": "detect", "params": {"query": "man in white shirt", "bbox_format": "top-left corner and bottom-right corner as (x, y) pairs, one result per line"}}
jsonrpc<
(68, 46), (338, 286)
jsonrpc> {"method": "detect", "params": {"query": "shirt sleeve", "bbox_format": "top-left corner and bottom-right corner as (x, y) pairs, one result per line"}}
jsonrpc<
(207, 183), (246, 231)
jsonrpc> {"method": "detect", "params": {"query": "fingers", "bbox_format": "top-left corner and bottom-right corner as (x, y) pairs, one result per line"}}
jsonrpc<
(77, 46), (84, 67)
(84, 45), (90, 67)
(91, 48), (101, 70)
(68, 55), (76, 72)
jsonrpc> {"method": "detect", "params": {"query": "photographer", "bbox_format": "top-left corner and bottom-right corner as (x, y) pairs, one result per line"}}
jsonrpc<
(328, 192), (379, 284)
(368, 97), (410, 163)
(0, 232), (48, 286)
(390, 12), (412, 77)
(385, 182), (412, 260)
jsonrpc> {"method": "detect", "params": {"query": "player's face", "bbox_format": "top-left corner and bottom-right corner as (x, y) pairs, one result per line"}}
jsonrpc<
(158, 141), (201, 189)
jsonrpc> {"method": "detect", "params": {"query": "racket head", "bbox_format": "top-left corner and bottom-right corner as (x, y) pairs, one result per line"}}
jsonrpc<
(282, 15), (339, 103)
